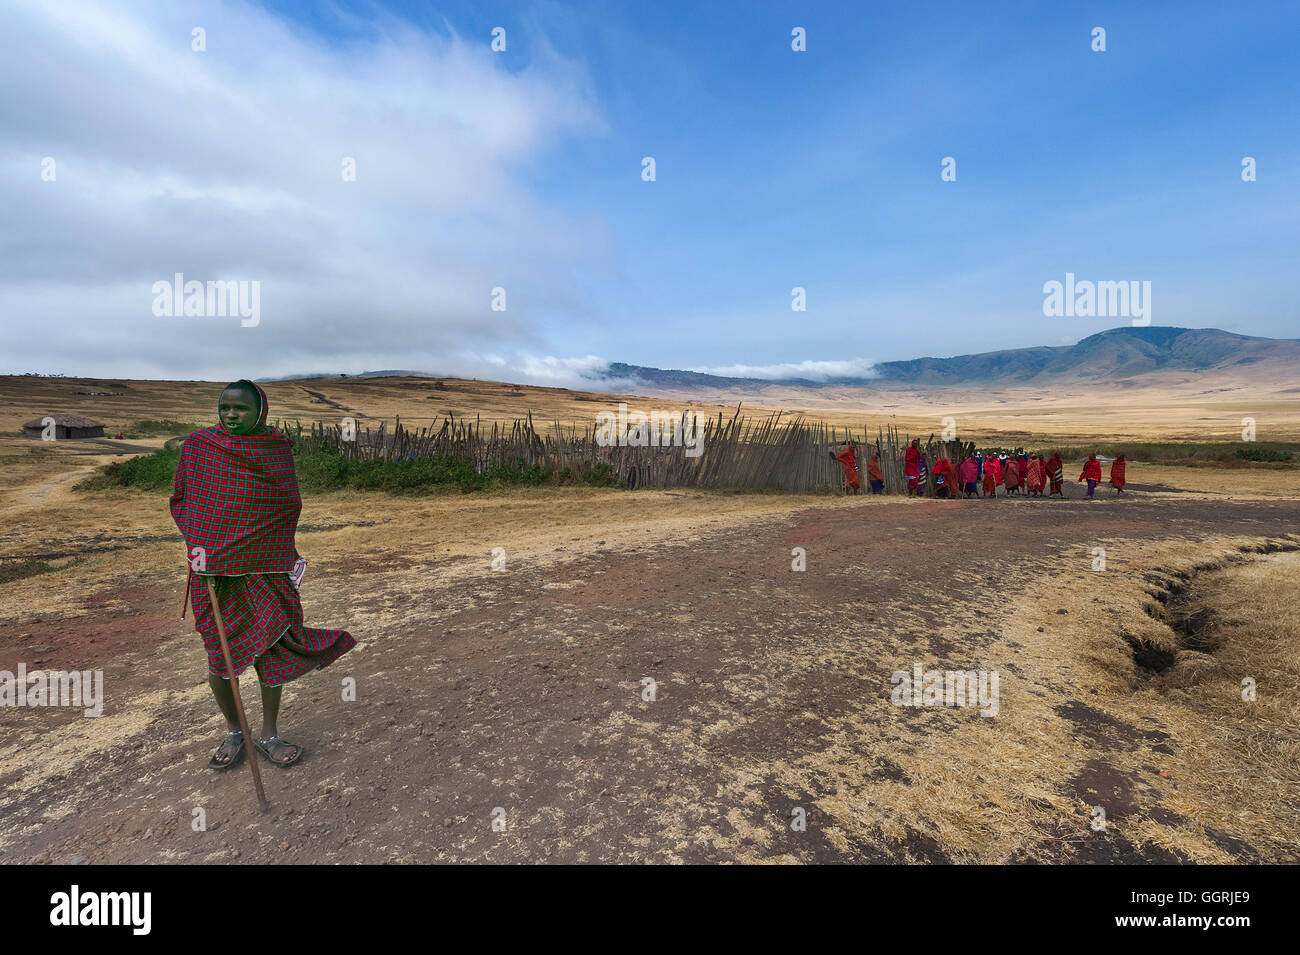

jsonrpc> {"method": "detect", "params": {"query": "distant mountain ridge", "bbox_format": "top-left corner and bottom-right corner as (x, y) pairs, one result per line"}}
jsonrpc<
(259, 327), (1299, 389)
(872, 326), (1298, 384)
(613, 327), (1300, 389)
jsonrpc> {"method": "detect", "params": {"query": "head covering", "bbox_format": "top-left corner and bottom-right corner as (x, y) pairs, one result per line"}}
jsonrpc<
(221, 379), (269, 427)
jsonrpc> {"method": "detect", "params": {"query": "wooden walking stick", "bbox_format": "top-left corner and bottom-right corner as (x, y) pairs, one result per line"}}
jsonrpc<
(204, 575), (270, 813)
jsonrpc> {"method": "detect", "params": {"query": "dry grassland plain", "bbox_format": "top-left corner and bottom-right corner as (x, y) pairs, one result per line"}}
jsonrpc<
(1, 373), (1298, 863)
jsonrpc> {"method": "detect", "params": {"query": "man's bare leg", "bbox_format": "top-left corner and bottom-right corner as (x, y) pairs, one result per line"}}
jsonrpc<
(258, 682), (301, 764)
(208, 673), (242, 765)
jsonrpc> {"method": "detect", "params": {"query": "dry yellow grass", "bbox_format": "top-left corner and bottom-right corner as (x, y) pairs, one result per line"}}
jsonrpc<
(890, 537), (1300, 862)
(1149, 552), (1300, 852)
(0, 374), (739, 436)
(642, 366), (1300, 442)
(1134, 464), (1300, 498)
(4, 366), (1300, 442)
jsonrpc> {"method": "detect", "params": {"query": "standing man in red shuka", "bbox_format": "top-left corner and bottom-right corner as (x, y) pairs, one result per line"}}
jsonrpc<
(1046, 451), (1065, 497)
(982, 453), (1003, 498)
(959, 455), (979, 497)
(904, 439), (922, 496)
(982, 456), (999, 499)
(1002, 456), (1021, 494)
(867, 452), (885, 494)
(1079, 452), (1103, 499)
(932, 453), (951, 498)
(944, 457), (961, 499)
(170, 380), (356, 771)
(1026, 453), (1046, 495)
(1109, 454), (1127, 494)
(831, 440), (862, 494)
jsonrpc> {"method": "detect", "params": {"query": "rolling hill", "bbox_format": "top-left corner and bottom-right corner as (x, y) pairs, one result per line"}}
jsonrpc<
(612, 327), (1300, 389)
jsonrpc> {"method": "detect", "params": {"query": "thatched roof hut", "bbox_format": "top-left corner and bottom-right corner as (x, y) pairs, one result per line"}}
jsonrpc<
(22, 413), (105, 439)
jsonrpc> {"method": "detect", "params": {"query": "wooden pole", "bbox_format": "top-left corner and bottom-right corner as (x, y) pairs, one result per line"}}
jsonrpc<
(204, 575), (270, 813)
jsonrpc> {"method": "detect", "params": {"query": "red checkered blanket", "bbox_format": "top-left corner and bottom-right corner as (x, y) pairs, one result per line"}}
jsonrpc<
(169, 425), (301, 576)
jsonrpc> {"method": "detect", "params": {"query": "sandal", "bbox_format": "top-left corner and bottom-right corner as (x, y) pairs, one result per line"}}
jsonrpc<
(254, 735), (303, 768)
(207, 730), (245, 771)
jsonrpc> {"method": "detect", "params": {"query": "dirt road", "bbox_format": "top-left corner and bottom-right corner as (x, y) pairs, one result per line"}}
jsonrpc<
(2, 489), (1299, 864)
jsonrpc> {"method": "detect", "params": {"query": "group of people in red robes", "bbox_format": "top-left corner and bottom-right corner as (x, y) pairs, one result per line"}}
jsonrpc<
(1079, 452), (1126, 498)
(978, 450), (1059, 498)
(831, 441), (886, 494)
(831, 439), (1128, 499)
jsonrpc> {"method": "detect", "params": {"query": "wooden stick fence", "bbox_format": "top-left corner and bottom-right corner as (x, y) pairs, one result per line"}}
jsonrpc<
(278, 409), (975, 495)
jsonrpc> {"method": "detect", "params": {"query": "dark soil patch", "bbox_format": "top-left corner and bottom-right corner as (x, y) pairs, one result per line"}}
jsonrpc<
(1203, 827), (1261, 861)
(1148, 806), (1188, 827)
(0, 557), (63, 585)
(1123, 632), (1176, 674)
(1055, 702), (1171, 751)
(1070, 758), (1140, 819)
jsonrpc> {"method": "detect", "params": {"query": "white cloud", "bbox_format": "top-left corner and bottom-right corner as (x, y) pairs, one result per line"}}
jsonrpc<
(687, 358), (878, 381)
(455, 352), (635, 390)
(0, 0), (614, 378)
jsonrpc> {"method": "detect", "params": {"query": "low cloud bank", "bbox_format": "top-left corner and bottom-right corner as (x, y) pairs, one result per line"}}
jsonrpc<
(263, 354), (876, 392)
(685, 358), (878, 382)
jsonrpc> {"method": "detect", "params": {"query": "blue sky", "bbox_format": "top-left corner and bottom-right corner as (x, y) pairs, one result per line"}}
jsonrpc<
(2, 0), (1297, 382)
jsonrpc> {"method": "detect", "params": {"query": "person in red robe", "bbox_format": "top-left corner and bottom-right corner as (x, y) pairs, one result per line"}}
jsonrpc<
(831, 441), (861, 494)
(982, 465), (997, 498)
(981, 455), (1000, 498)
(983, 454), (1002, 497)
(1026, 453), (1046, 495)
(867, 452), (885, 494)
(904, 439), (922, 496)
(1002, 456), (1021, 494)
(1079, 452), (1102, 499)
(959, 456), (979, 497)
(1046, 452), (1064, 497)
(171, 380), (356, 770)
(935, 457), (956, 501)
(945, 457), (961, 499)
(1016, 454), (1028, 487)
(1109, 454), (1127, 494)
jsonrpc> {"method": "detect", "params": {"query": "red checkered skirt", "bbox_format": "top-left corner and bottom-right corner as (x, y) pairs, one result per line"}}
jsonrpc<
(190, 573), (355, 686)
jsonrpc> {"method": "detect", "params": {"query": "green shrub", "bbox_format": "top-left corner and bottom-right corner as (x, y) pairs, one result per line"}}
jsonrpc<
(76, 440), (625, 495)
(294, 443), (353, 491)
(122, 419), (204, 439)
(1235, 446), (1293, 463)
(576, 462), (619, 487)
(76, 447), (180, 490)
(1018, 441), (1299, 467)
(0, 557), (60, 585)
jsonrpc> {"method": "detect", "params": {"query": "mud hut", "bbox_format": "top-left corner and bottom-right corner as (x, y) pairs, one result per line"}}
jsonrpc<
(22, 413), (105, 440)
